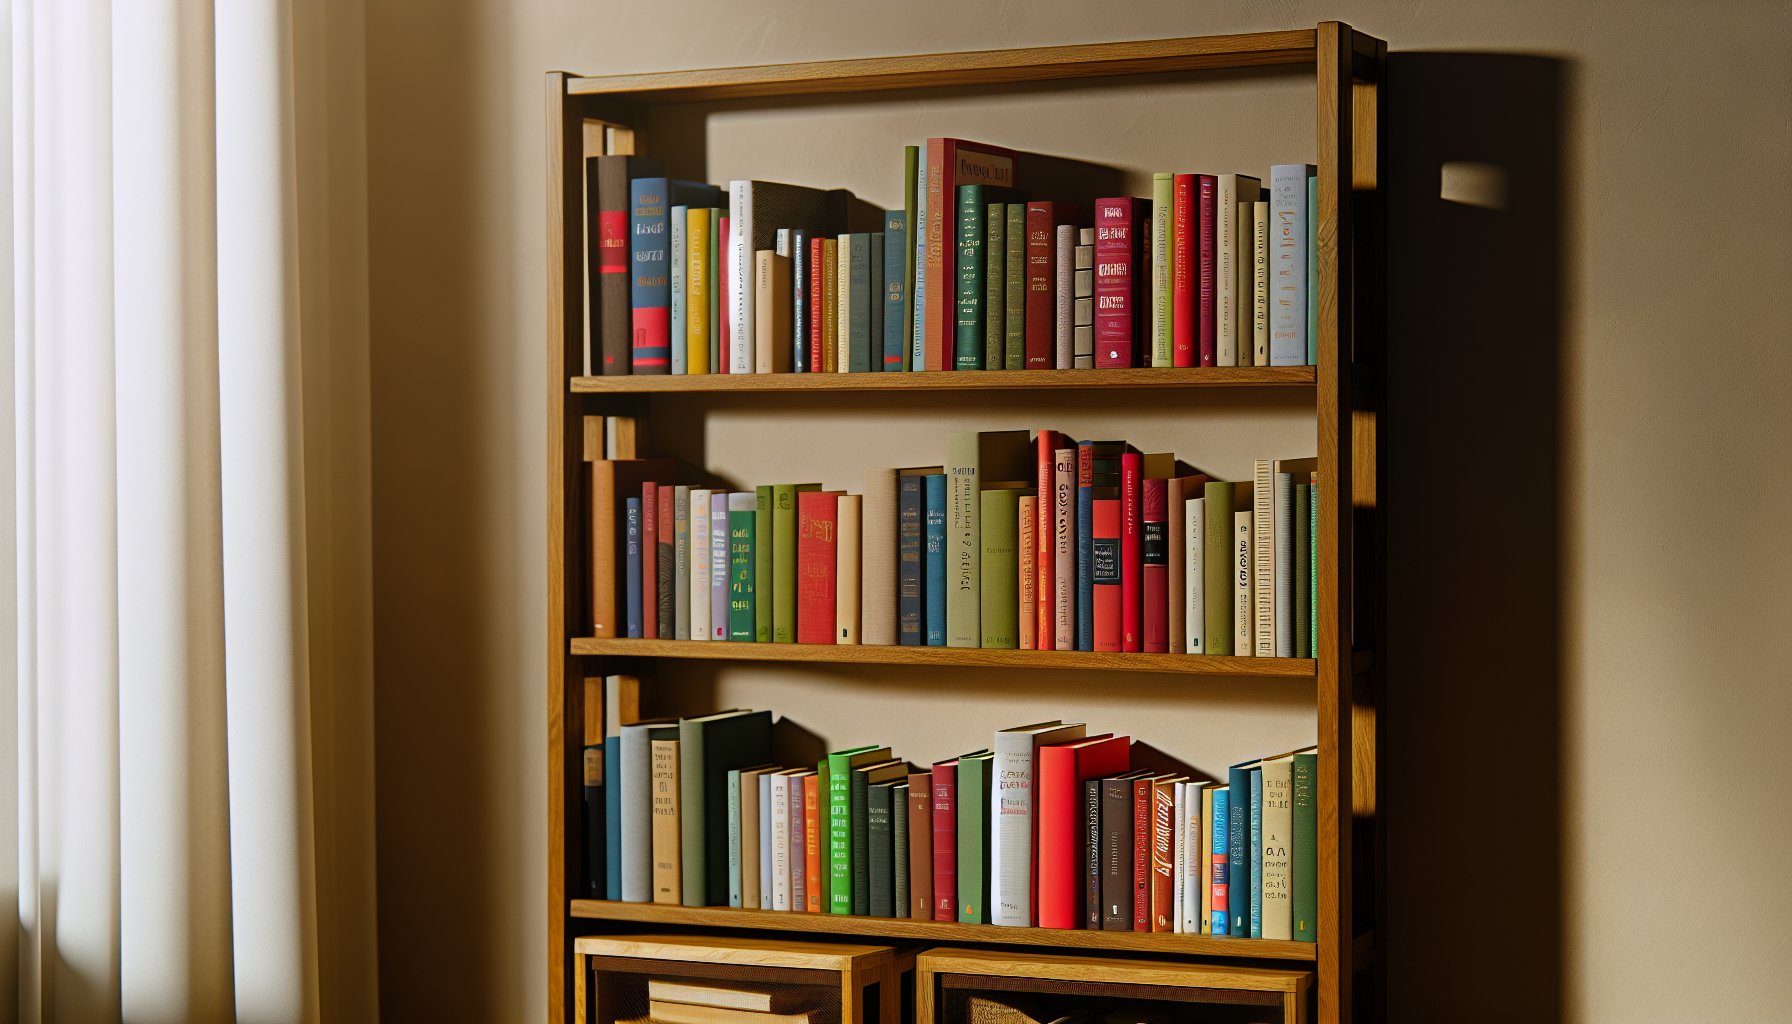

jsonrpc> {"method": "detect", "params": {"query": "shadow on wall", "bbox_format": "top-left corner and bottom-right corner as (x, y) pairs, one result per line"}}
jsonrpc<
(1382, 53), (1563, 1024)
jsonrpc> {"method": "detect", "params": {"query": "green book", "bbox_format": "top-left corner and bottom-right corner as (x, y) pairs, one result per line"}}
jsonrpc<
(754, 486), (774, 642)
(984, 201), (1005, 372)
(1004, 204), (1027, 370)
(678, 709), (773, 907)
(727, 493), (756, 641)
(892, 782), (909, 917)
(979, 487), (1027, 648)
(772, 483), (822, 642)
(945, 431), (1033, 649)
(1294, 482), (1311, 659)
(708, 206), (722, 374)
(955, 185), (1028, 370)
(902, 146), (919, 371)
(1152, 172), (1174, 367)
(849, 233), (872, 372)
(1292, 749), (1318, 941)
(1203, 481), (1235, 655)
(868, 781), (897, 917)
(955, 749), (995, 923)
(823, 745), (889, 914)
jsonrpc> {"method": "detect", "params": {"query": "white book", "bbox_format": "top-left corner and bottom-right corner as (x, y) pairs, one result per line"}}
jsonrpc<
(1259, 755), (1294, 939)
(1185, 782), (1206, 933)
(768, 771), (791, 910)
(1252, 201), (1270, 366)
(618, 721), (660, 902)
(1233, 510), (1253, 656)
(1269, 165), (1313, 366)
(911, 152), (929, 371)
(836, 235), (851, 372)
(1252, 459), (1275, 657)
(673, 486), (691, 639)
(989, 721), (1086, 927)
(1055, 224), (1076, 369)
(710, 492), (730, 639)
(757, 772), (774, 904)
(1215, 174), (1260, 366)
(671, 205), (688, 375)
(1053, 448), (1076, 649)
(775, 227), (791, 257)
(728, 181), (754, 373)
(689, 490), (712, 641)
(1172, 782), (1186, 932)
(1186, 497), (1204, 654)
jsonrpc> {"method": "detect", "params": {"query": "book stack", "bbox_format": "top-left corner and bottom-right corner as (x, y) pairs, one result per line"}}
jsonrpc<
(586, 144), (1318, 374)
(644, 978), (829, 1024)
(590, 426), (1320, 660)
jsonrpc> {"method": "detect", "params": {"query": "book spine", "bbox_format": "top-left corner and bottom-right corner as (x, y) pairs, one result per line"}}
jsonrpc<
(658, 485), (675, 638)
(1025, 204), (1055, 369)
(1004, 204), (1026, 370)
(1275, 472), (1294, 657)
(1151, 173), (1172, 367)
(836, 494), (861, 644)
(851, 766), (870, 914)
(1034, 432), (1055, 651)
(728, 181), (752, 373)
(1077, 443), (1095, 651)
(1055, 224), (1074, 369)
(650, 738), (680, 904)
(1037, 748), (1071, 929)
(945, 432), (981, 648)
(642, 485), (658, 640)
(691, 488), (711, 640)
(674, 486), (690, 639)
(956, 758), (988, 923)
(1174, 783), (1190, 932)
(790, 773), (807, 911)
(955, 185), (984, 370)
(804, 775), (823, 912)
(1216, 178), (1237, 366)
(893, 783), (909, 915)
(1269, 165), (1308, 366)
(1100, 778), (1131, 930)
(924, 138), (947, 372)
(1054, 449), (1076, 650)
(587, 462), (610, 637)
(823, 238), (838, 373)
(850, 233), (872, 372)
(620, 729), (652, 901)
(1253, 201), (1269, 366)
(755, 487), (774, 642)
(1250, 768), (1263, 937)
(869, 231), (884, 372)
(1294, 483), (1311, 658)
(884, 213), (907, 369)
(767, 773), (788, 910)
(727, 770), (743, 906)
(710, 210), (723, 372)
(1253, 459), (1275, 657)
(1210, 787), (1229, 934)
(1120, 453), (1142, 652)
(711, 492), (730, 640)
(1234, 509), (1253, 656)
(728, 497), (755, 642)
(1132, 775), (1151, 930)
(908, 774), (933, 918)
(1202, 482), (1232, 654)
(912, 147), (929, 372)
(860, 471), (897, 646)
(792, 227), (807, 373)
(797, 491), (838, 644)
(740, 770), (761, 907)
(583, 748), (602, 898)
(677, 719), (707, 907)
(990, 734), (1033, 928)
(809, 237), (826, 375)
(903, 146), (919, 370)
(1310, 476), (1319, 654)
(759, 774), (773, 908)
(1142, 478), (1168, 653)
(1227, 766), (1250, 935)
(1094, 198), (1136, 368)
(1198, 786), (1213, 932)
(980, 489), (1020, 649)
(898, 476), (923, 645)
(1261, 759), (1293, 939)
(1292, 752), (1317, 941)
(1165, 478), (1184, 653)
(984, 201), (1004, 371)
(1084, 778), (1102, 929)
(686, 209), (711, 373)
(1187, 497), (1205, 654)
(835, 235), (849, 372)
(754, 250), (792, 374)
(605, 741), (623, 898)
(593, 158), (627, 374)
(1152, 781), (1174, 931)
(931, 764), (956, 920)
(827, 754), (852, 914)
(1306, 174), (1318, 366)
(1172, 175), (1195, 366)
(629, 178), (671, 374)
(670, 205), (686, 374)
(773, 485), (800, 643)
(1092, 498), (1120, 651)
(625, 498), (642, 637)
(1018, 496), (1035, 650)
(924, 475), (947, 646)
(868, 784), (893, 917)
(1198, 175), (1216, 366)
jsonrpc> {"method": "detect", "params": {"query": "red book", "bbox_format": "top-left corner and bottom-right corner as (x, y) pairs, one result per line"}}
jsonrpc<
(931, 759), (959, 920)
(1132, 774), (1156, 930)
(1024, 203), (1081, 369)
(1037, 735), (1129, 929)
(796, 490), (838, 643)
(809, 236), (826, 375)
(1142, 478), (1168, 653)
(908, 772), (934, 919)
(641, 482), (658, 641)
(1172, 175), (1196, 367)
(1035, 430), (1063, 647)
(925, 138), (1020, 371)
(1197, 176), (1217, 366)
(1120, 452), (1143, 652)
(657, 482), (675, 638)
(804, 776), (823, 911)
(1094, 198), (1147, 368)
(718, 216), (731, 374)
(1151, 778), (1178, 931)
(1092, 499), (1120, 652)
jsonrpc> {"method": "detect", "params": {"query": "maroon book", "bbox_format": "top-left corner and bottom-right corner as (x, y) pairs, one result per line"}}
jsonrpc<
(797, 490), (838, 644)
(1142, 478), (1168, 653)
(1198, 175), (1217, 366)
(1120, 452), (1143, 653)
(1094, 198), (1149, 368)
(931, 759), (959, 921)
(1024, 202), (1081, 369)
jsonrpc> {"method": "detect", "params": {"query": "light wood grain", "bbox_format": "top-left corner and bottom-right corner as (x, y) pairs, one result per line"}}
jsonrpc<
(571, 365), (1315, 394)
(568, 901), (1317, 960)
(566, 31), (1317, 104)
(573, 933), (894, 971)
(917, 947), (1312, 992)
(569, 637), (1317, 677)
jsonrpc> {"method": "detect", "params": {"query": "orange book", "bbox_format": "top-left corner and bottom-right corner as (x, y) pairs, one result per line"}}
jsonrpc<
(803, 774), (823, 912)
(1018, 495), (1036, 649)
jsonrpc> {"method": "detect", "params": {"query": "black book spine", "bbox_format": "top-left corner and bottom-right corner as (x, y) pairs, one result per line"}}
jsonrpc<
(868, 783), (894, 917)
(899, 476), (923, 644)
(852, 769), (871, 914)
(1084, 778), (1102, 929)
(1100, 777), (1133, 930)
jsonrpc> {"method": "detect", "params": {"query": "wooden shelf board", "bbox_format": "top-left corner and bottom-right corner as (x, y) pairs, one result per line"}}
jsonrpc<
(570, 900), (1317, 961)
(570, 637), (1316, 678)
(566, 31), (1317, 104)
(572, 366), (1315, 394)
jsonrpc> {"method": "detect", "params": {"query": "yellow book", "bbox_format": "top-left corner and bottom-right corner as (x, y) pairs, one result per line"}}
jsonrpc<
(821, 238), (838, 374)
(687, 209), (710, 374)
(651, 738), (681, 903)
(835, 234), (851, 372)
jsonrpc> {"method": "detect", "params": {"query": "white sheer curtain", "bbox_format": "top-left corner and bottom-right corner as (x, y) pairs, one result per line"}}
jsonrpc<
(10, 1), (320, 1021)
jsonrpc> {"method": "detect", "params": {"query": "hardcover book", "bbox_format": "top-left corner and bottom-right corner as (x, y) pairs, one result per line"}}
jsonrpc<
(679, 709), (773, 907)
(754, 487), (774, 642)
(836, 494), (861, 644)
(651, 736), (681, 904)
(823, 746), (891, 914)
(625, 498), (642, 637)
(632, 178), (722, 374)
(925, 474), (948, 646)
(1227, 759), (1256, 935)
(1202, 481), (1234, 654)
(797, 490), (842, 644)
(772, 483), (822, 642)
(592, 155), (664, 374)
(923, 138), (1019, 372)
(955, 749), (996, 923)
(1037, 733), (1128, 929)
(945, 430), (1032, 648)
(711, 492), (730, 640)
(979, 488), (1026, 649)
(1259, 753), (1295, 939)
(989, 721), (1087, 927)
(955, 184), (1028, 370)
(1094, 197), (1150, 368)
(641, 486), (658, 640)
(621, 717), (677, 902)
(907, 772), (932, 918)
(753, 250), (793, 373)
(1092, 498), (1121, 652)
(1120, 452), (1143, 652)
(727, 492), (756, 642)
(727, 180), (857, 373)
(1215, 174), (1261, 366)
(1292, 749), (1318, 941)
(1025, 203), (1081, 370)
(1198, 174), (1216, 365)
(591, 459), (674, 638)
(1269, 165), (1314, 366)
(1142, 478), (1169, 653)
(1151, 172), (1173, 367)
(898, 474), (923, 644)
(1004, 204), (1027, 370)
(1210, 784), (1230, 934)
(658, 484), (675, 638)
(883, 212), (908, 370)
(930, 758), (958, 920)
(1172, 174), (1196, 366)
(1054, 448), (1077, 650)
(848, 232), (872, 372)
(860, 469), (898, 645)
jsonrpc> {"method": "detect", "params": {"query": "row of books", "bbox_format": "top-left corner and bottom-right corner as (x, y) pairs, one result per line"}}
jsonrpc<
(583, 677), (1318, 940)
(592, 428), (1320, 659)
(586, 141), (1317, 375)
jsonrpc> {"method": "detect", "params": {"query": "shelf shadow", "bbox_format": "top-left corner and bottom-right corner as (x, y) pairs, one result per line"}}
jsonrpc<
(1382, 52), (1564, 1024)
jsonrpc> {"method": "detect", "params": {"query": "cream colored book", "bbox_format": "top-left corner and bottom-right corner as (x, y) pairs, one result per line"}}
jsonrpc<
(650, 739), (680, 904)
(737, 765), (773, 910)
(1215, 174), (1259, 366)
(650, 1001), (821, 1024)
(1252, 459), (1276, 658)
(1258, 753), (1295, 939)
(859, 469), (898, 645)
(1252, 200), (1270, 366)
(647, 978), (804, 1014)
(835, 494), (861, 643)
(1199, 784), (1215, 933)
(836, 234), (851, 372)
(1233, 510), (1253, 656)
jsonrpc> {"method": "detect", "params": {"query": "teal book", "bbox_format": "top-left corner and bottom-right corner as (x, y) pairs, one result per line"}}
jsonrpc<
(823, 745), (890, 914)
(848, 233), (872, 372)
(868, 231), (884, 372)
(955, 749), (995, 923)
(754, 486), (774, 642)
(1250, 767), (1264, 938)
(984, 201), (1005, 371)
(1004, 204), (1026, 369)
(868, 781), (896, 917)
(709, 206), (723, 374)
(1291, 749), (1318, 941)
(727, 769), (743, 906)
(727, 492), (756, 641)
(772, 483), (822, 642)
(678, 709), (773, 907)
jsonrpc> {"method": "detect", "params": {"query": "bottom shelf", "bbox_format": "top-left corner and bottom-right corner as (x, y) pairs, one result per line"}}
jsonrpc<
(569, 899), (1317, 961)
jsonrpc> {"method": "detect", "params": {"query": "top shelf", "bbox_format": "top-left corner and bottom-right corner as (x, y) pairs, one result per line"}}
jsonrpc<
(565, 29), (1320, 104)
(572, 365), (1315, 394)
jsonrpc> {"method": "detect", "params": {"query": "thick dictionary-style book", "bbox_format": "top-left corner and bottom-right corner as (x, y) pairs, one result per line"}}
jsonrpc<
(1249, 767), (1263, 936)
(924, 138), (1019, 371)
(1274, 458), (1318, 657)
(823, 746), (890, 914)
(892, 781), (909, 916)
(710, 493), (730, 640)
(641, 485), (659, 639)
(1018, 496), (1035, 649)
(990, 722), (1087, 927)
(1119, 452), (1143, 652)
(898, 474), (924, 644)
(1142, 478), (1169, 652)
(1092, 498), (1121, 652)
(679, 709), (773, 906)
(674, 486), (691, 639)
(1100, 771), (1148, 929)
(1294, 482), (1312, 658)
(585, 459), (672, 633)
(924, 474), (948, 646)
(1172, 174), (1196, 366)
(1033, 431), (1064, 650)
(930, 758), (958, 920)
(1307, 174), (1319, 365)
(754, 251), (793, 374)
(1260, 753), (1294, 939)
(620, 717), (676, 902)
(1210, 785), (1230, 933)
(1198, 174), (1217, 365)
(1003, 204), (1027, 369)
(1053, 448), (1077, 650)
(907, 772), (932, 918)
(727, 181), (858, 373)
(772, 483), (822, 642)
(1216, 174), (1261, 366)
(860, 469), (899, 646)
(753, 487), (774, 642)
(1055, 224), (1076, 368)
(796, 490), (841, 644)
(1227, 759), (1256, 935)
(848, 233), (873, 372)
(1094, 197), (1150, 368)
(658, 485), (675, 637)
(1152, 776), (1183, 931)
(1151, 173), (1173, 367)
(592, 155), (664, 375)
(791, 228), (808, 373)
(632, 179), (722, 374)
(883, 212), (907, 369)
(867, 779), (897, 916)
(727, 493), (756, 642)
(955, 750), (995, 923)
(625, 498), (642, 637)
(836, 494), (861, 644)
(650, 737), (682, 903)
(979, 488), (1026, 649)
(1038, 734), (1128, 929)
(1202, 480), (1235, 654)
(945, 430), (1032, 647)
(670, 206), (687, 374)
(1292, 749), (1318, 941)
(1269, 165), (1314, 366)
(954, 184), (1028, 370)
(1025, 203), (1081, 369)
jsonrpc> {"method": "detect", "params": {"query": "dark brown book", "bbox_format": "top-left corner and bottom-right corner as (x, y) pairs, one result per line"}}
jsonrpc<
(592, 155), (664, 375)
(907, 772), (933, 919)
(1099, 769), (1149, 930)
(591, 459), (674, 637)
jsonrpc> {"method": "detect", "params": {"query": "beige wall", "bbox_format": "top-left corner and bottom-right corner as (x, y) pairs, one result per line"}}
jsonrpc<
(360, 2), (1791, 1021)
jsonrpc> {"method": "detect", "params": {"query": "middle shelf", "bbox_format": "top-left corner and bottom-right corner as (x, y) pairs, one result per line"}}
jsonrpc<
(570, 637), (1317, 677)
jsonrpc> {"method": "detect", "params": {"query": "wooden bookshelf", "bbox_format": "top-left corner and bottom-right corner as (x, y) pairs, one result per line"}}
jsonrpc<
(546, 22), (1385, 1024)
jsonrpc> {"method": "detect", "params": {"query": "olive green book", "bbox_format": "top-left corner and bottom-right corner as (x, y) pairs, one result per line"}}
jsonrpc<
(945, 431), (1033, 648)
(902, 146), (919, 370)
(1004, 204), (1027, 369)
(772, 483), (822, 642)
(1202, 481), (1234, 654)
(754, 486), (775, 642)
(979, 487), (1029, 649)
(955, 749), (995, 923)
(1292, 748), (1318, 941)
(984, 201), (1006, 372)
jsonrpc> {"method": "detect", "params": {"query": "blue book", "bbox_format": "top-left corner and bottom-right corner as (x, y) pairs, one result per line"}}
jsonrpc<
(727, 769), (743, 906)
(1269, 165), (1313, 367)
(625, 497), (643, 636)
(848, 233), (872, 372)
(792, 228), (809, 372)
(670, 205), (688, 374)
(629, 179), (719, 374)
(604, 742), (622, 899)
(899, 474), (923, 644)
(1227, 760), (1254, 936)
(1210, 787), (1229, 934)
(1250, 767), (1264, 938)
(924, 474), (948, 646)
(883, 213), (906, 369)
(1077, 441), (1094, 651)
(1306, 174), (1318, 366)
